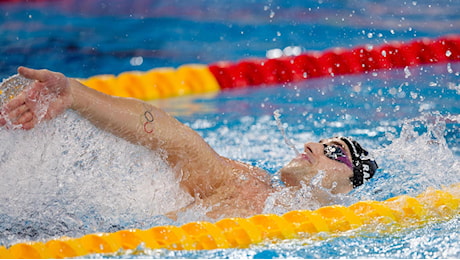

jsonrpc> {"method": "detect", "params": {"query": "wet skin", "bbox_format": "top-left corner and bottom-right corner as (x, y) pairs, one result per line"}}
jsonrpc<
(280, 137), (354, 194)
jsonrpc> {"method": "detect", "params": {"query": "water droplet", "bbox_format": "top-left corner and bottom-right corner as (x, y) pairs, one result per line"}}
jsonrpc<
(447, 63), (453, 74)
(130, 56), (143, 66)
(404, 66), (412, 78)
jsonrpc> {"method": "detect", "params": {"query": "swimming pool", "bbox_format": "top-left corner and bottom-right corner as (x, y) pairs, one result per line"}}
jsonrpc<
(1, 0), (459, 258)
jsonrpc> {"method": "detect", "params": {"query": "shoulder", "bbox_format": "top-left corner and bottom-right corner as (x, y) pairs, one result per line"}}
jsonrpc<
(203, 163), (274, 218)
(230, 160), (271, 182)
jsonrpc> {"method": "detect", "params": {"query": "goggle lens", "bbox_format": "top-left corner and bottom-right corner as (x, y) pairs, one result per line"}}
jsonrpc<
(323, 144), (353, 168)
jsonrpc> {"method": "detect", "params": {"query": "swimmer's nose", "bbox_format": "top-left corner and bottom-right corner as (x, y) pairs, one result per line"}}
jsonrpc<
(303, 142), (324, 157)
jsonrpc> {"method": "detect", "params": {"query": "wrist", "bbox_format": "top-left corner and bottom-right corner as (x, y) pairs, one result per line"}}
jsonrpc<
(68, 78), (86, 111)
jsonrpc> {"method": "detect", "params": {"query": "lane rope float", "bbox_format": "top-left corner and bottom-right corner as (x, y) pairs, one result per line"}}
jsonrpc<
(77, 65), (221, 100)
(209, 34), (460, 89)
(75, 35), (460, 100)
(1, 183), (459, 258)
(1, 35), (459, 258)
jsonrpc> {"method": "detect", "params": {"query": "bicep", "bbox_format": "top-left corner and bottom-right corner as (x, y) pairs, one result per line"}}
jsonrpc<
(139, 104), (230, 197)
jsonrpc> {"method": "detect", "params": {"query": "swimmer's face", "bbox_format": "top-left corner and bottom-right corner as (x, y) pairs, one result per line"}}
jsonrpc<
(279, 137), (354, 194)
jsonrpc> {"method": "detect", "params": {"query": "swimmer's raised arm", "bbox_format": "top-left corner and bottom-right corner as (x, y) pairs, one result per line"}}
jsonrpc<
(1, 67), (235, 198)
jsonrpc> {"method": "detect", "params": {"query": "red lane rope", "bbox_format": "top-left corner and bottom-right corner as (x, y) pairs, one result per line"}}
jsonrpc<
(209, 35), (460, 90)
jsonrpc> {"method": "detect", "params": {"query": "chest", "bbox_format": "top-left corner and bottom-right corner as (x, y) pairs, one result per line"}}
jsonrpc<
(202, 175), (272, 219)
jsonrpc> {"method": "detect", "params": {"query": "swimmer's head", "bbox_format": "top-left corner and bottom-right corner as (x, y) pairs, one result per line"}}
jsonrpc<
(339, 136), (378, 188)
(279, 136), (378, 194)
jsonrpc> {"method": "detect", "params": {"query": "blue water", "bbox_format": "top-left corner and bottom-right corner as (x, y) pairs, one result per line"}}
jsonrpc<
(1, 0), (459, 78)
(1, 0), (460, 258)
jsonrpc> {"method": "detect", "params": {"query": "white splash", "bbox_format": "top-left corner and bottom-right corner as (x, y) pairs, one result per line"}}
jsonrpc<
(353, 112), (460, 202)
(0, 74), (35, 129)
(274, 109), (301, 156)
(0, 111), (192, 245)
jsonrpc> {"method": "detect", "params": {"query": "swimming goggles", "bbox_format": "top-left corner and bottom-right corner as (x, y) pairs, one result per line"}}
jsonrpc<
(323, 144), (354, 169)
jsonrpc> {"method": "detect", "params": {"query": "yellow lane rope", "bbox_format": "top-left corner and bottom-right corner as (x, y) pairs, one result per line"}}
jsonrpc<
(77, 64), (221, 100)
(1, 183), (459, 258)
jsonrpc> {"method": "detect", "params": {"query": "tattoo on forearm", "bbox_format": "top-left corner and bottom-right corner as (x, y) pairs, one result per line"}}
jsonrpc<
(142, 105), (154, 134)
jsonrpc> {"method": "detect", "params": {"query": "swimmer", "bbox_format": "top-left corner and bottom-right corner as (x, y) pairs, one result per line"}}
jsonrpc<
(0, 67), (378, 219)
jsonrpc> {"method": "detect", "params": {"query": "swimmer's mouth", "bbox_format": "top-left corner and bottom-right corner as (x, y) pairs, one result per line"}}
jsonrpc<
(297, 147), (314, 164)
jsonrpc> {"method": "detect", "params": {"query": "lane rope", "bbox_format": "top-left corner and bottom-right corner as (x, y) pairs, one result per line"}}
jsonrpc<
(1, 35), (460, 258)
(1, 184), (459, 258)
(76, 35), (460, 100)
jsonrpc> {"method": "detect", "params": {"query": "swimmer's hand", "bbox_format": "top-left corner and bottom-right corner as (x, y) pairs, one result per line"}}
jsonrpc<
(0, 67), (73, 130)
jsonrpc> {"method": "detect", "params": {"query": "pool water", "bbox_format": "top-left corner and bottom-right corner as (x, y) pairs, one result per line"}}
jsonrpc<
(1, 0), (459, 258)
(1, 0), (459, 79)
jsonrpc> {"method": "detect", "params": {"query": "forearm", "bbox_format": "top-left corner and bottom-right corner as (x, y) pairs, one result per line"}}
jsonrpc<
(69, 78), (169, 149)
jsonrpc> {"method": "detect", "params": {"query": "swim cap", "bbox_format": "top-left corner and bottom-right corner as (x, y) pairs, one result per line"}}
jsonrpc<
(339, 136), (378, 188)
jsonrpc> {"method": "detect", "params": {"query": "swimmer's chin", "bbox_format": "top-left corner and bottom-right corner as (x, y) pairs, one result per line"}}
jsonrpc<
(279, 162), (315, 187)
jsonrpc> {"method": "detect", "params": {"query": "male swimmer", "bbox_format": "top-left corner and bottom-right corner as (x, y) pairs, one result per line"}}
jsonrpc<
(0, 67), (378, 219)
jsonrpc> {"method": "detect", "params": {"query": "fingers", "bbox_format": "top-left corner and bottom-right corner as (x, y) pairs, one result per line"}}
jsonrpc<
(0, 92), (36, 129)
(20, 116), (38, 130)
(7, 103), (29, 121)
(18, 66), (49, 82)
(2, 92), (27, 110)
(0, 105), (36, 130)
(17, 112), (36, 130)
(0, 115), (5, 127)
(2, 102), (27, 121)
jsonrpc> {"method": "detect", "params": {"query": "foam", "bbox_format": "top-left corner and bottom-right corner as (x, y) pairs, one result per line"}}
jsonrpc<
(0, 74), (33, 106)
(352, 112), (460, 202)
(0, 111), (193, 245)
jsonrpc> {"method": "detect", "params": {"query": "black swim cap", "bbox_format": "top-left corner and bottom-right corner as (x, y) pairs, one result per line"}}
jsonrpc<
(339, 136), (378, 188)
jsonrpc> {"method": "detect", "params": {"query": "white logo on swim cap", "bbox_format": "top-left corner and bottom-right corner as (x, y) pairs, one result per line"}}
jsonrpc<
(363, 164), (370, 179)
